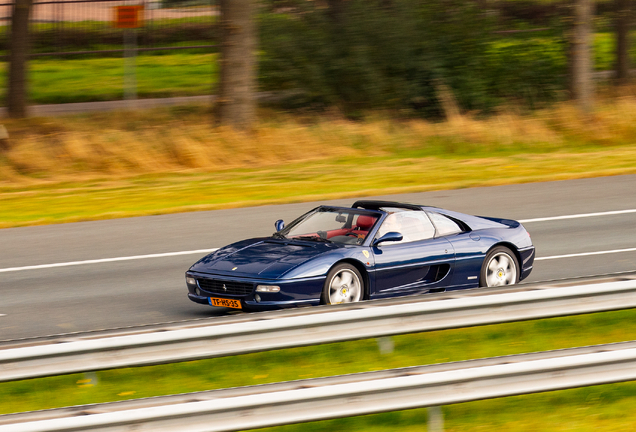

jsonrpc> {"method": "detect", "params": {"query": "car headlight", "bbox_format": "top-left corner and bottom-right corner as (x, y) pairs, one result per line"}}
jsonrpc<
(256, 285), (280, 293)
(186, 277), (197, 286)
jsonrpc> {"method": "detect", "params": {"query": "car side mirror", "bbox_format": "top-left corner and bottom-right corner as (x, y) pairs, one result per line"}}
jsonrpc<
(275, 219), (285, 231)
(372, 231), (403, 246)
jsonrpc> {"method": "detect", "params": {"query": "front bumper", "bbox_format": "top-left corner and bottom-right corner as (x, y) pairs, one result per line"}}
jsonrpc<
(186, 271), (324, 311)
(187, 293), (320, 311)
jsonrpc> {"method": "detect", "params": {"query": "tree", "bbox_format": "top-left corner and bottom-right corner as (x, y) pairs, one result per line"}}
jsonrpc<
(7, 0), (33, 118)
(327, 0), (346, 22)
(615, 0), (631, 84)
(570, 0), (594, 113)
(216, 0), (257, 130)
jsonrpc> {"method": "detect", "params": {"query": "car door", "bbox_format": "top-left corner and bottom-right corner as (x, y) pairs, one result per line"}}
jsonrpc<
(371, 211), (455, 296)
(426, 211), (491, 289)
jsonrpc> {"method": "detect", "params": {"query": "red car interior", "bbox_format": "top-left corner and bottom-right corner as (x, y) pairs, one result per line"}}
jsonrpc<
(325, 215), (378, 239)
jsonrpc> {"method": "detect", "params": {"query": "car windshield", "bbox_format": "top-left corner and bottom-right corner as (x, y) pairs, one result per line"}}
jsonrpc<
(279, 208), (379, 245)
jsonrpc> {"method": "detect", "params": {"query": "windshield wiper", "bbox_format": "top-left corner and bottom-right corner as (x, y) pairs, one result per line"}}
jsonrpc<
(295, 235), (332, 243)
(272, 232), (286, 239)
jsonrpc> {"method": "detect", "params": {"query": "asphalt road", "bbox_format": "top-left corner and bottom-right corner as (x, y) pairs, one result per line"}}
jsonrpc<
(1, 175), (636, 341)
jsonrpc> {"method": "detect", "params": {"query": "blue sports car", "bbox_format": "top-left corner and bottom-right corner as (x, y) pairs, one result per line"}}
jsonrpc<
(186, 201), (534, 311)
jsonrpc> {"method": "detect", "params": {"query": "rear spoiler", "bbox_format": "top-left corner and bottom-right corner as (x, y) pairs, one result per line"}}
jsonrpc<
(478, 216), (520, 228)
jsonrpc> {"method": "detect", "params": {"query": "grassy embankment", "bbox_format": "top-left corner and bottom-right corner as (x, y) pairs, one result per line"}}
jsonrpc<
(11, 53), (218, 104)
(2, 93), (636, 227)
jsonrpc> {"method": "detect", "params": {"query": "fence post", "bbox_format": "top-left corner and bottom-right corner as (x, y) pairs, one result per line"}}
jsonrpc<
(115, 5), (143, 102)
(124, 28), (137, 101)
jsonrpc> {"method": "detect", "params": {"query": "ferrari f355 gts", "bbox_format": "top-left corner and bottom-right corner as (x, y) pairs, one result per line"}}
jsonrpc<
(186, 200), (534, 311)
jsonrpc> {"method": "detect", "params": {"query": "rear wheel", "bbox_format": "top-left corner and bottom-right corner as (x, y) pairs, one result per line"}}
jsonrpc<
(321, 264), (364, 305)
(480, 246), (519, 287)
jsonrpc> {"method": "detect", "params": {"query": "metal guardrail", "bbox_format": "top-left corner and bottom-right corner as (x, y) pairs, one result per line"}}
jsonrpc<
(2, 277), (636, 382)
(2, 340), (636, 431)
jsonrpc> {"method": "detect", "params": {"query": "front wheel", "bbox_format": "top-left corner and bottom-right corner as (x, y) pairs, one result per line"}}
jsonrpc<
(480, 246), (519, 287)
(321, 264), (364, 305)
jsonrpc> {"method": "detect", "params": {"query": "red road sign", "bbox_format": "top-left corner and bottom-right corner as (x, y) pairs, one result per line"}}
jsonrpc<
(114, 5), (144, 29)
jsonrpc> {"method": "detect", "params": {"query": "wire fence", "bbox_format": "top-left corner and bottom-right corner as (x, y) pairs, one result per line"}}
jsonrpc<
(0, 0), (217, 57)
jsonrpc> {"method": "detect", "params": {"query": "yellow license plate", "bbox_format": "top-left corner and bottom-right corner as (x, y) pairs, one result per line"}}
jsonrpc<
(208, 297), (242, 309)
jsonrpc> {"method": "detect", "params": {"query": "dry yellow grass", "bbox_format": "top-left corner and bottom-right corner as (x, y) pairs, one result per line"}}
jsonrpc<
(0, 110), (371, 181)
(0, 96), (635, 185)
(1, 98), (636, 227)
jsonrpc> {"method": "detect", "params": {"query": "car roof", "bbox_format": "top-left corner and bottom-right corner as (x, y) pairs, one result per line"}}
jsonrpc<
(351, 200), (425, 211)
(318, 205), (382, 214)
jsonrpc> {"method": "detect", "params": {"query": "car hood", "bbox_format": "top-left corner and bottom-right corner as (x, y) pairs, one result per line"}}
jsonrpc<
(189, 239), (332, 279)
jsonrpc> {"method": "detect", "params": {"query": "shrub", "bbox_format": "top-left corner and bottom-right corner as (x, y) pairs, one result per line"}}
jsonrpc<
(258, 0), (567, 116)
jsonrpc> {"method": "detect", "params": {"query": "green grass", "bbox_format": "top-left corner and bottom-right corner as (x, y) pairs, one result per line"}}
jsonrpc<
(258, 383), (636, 432)
(487, 31), (636, 74)
(591, 32), (636, 72)
(0, 53), (218, 104)
(2, 308), (636, 430)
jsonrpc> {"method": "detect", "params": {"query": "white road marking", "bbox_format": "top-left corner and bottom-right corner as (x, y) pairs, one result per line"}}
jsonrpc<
(0, 249), (219, 273)
(520, 208), (636, 223)
(1, 246), (635, 273)
(535, 247), (636, 261)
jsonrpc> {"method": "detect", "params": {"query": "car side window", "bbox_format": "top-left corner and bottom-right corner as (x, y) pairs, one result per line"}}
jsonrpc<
(377, 211), (436, 244)
(428, 212), (463, 236)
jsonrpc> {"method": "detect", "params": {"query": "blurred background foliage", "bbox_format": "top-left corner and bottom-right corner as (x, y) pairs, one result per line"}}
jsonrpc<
(0, 0), (628, 117)
(258, 0), (570, 117)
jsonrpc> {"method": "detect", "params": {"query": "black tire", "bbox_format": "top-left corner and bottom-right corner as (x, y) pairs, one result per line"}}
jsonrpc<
(321, 263), (364, 305)
(480, 246), (520, 287)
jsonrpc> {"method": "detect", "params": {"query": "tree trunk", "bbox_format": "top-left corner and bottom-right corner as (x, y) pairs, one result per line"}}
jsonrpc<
(615, 0), (630, 83)
(327, 0), (345, 23)
(474, 0), (488, 10)
(7, 0), (33, 118)
(216, 0), (256, 130)
(571, 0), (593, 113)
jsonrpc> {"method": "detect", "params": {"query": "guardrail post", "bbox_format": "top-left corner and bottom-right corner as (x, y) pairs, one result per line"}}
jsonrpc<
(376, 336), (394, 354)
(428, 406), (444, 432)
